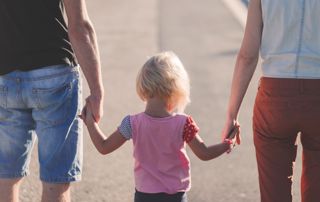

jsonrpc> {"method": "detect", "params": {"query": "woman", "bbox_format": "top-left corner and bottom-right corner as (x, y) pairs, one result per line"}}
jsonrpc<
(222, 0), (320, 202)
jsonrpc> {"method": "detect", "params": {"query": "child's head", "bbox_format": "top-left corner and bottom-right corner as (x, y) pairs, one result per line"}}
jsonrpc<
(136, 51), (190, 113)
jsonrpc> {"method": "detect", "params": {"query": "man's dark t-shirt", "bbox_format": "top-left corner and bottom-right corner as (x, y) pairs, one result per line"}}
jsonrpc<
(0, 0), (77, 75)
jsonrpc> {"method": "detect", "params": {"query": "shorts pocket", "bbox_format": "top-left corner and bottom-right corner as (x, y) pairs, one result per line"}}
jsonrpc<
(0, 85), (8, 108)
(33, 82), (72, 109)
(32, 82), (73, 125)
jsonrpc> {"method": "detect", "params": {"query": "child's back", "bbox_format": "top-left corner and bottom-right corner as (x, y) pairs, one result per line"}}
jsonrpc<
(128, 113), (190, 194)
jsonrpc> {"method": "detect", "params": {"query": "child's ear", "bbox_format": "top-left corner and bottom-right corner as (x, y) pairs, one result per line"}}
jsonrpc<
(166, 103), (174, 112)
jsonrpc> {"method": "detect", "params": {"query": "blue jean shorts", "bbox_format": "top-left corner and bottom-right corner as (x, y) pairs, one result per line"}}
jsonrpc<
(0, 64), (83, 183)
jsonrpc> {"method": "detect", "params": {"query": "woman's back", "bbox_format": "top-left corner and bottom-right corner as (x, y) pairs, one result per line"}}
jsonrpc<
(261, 0), (320, 78)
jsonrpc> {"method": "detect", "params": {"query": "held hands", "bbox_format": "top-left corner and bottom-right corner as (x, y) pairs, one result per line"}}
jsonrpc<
(222, 118), (241, 145)
(222, 119), (241, 153)
(85, 94), (104, 123)
(79, 101), (96, 126)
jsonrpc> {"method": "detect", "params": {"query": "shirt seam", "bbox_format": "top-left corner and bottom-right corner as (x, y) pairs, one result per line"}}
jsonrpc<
(294, 0), (306, 78)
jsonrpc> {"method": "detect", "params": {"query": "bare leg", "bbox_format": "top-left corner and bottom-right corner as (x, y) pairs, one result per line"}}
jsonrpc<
(0, 178), (23, 202)
(41, 182), (71, 202)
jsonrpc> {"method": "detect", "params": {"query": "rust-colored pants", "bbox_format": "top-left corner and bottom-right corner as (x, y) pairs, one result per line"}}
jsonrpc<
(253, 77), (320, 202)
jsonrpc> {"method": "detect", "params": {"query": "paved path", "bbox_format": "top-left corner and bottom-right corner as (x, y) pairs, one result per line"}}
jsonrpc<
(20, 0), (302, 201)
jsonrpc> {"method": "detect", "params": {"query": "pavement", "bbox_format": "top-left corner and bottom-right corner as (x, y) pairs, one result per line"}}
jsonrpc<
(19, 0), (302, 201)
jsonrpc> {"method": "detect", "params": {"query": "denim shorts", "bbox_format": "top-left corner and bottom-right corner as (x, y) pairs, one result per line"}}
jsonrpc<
(0, 64), (83, 183)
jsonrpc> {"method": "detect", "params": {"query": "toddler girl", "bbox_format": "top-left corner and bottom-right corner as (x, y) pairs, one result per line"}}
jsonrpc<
(81, 51), (239, 202)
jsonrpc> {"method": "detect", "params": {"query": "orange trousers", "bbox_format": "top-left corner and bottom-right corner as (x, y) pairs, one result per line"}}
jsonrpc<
(253, 77), (320, 202)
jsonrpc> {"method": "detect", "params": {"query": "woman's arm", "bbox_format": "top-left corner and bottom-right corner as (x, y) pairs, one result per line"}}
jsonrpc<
(221, 0), (263, 142)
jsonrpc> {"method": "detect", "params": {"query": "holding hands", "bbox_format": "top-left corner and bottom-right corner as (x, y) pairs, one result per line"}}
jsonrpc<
(80, 99), (97, 126)
(222, 118), (241, 148)
(83, 94), (104, 123)
(223, 122), (240, 153)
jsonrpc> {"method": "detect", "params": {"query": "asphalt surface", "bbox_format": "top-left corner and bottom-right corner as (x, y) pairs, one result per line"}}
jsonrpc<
(19, 0), (302, 201)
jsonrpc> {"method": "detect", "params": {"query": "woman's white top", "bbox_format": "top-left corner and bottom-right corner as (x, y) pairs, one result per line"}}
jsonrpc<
(260, 0), (320, 78)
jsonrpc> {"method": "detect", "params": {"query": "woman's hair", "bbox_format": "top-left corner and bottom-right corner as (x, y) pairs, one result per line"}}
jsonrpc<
(136, 51), (190, 112)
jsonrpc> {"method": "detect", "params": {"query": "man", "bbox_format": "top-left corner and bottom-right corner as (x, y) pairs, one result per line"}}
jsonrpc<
(0, 0), (104, 201)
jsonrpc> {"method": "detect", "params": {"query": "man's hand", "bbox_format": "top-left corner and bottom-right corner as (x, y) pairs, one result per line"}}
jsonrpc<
(85, 94), (104, 123)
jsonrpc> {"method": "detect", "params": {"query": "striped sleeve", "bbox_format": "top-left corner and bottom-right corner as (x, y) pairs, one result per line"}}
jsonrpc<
(118, 115), (132, 140)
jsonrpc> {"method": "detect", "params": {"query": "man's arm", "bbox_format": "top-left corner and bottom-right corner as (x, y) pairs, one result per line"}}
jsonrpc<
(63, 0), (104, 122)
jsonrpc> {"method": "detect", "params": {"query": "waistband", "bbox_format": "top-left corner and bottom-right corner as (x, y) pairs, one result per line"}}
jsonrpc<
(0, 64), (79, 81)
(135, 189), (186, 196)
(260, 77), (320, 91)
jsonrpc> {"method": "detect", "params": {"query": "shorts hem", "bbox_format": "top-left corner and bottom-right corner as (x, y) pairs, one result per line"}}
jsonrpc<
(0, 171), (28, 179)
(40, 174), (81, 184)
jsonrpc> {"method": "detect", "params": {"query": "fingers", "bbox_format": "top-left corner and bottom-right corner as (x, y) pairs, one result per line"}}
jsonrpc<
(79, 104), (87, 120)
(88, 100), (99, 122)
(223, 122), (241, 153)
(226, 125), (240, 139)
(236, 131), (241, 145)
(85, 95), (103, 123)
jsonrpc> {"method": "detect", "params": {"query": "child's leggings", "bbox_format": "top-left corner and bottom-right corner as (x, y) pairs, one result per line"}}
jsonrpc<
(134, 190), (187, 202)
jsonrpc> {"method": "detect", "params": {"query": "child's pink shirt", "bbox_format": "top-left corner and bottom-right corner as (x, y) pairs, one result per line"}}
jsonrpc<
(130, 113), (191, 194)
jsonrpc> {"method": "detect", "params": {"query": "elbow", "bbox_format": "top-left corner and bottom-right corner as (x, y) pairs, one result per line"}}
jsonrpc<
(199, 157), (210, 161)
(96, 144), (110, 155)
(97, 148), (109, 155)
(197, 153), (212, 161)
(237, 50), (259, 67)
(68, 20), (95, 41)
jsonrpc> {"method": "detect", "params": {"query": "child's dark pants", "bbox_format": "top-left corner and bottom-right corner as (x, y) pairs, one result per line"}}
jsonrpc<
(134, 190), (187, 202)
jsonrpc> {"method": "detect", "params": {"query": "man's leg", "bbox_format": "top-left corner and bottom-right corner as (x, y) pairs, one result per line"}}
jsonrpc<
(0, 178), (23, 202)
(42, 182), (70, 202)
(30, 66), (82, 201)
(0, 75), (35, 202)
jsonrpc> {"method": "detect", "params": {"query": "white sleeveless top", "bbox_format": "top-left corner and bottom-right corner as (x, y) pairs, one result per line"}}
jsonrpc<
(260, 0), (320, 78)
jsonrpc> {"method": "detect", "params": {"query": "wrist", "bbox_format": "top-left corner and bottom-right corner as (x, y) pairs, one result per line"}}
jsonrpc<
(226, 110), (238, 121)
(87, 120), (97, 129)
(89, 80), (104, 97)
(90, 88), (104, 99)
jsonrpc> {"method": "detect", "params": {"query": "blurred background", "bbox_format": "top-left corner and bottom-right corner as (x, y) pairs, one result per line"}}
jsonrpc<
(20, 0), (302, 201)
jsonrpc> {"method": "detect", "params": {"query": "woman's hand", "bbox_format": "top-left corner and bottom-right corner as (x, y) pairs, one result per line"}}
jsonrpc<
(222, 118), (241, 145)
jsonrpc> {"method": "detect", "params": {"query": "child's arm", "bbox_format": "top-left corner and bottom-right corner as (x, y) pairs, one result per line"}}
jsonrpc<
(188, 135), (233, 161)
(86, 122), (127, 155)
(81, 104), (127, 155)
(183, 116), (239, 161)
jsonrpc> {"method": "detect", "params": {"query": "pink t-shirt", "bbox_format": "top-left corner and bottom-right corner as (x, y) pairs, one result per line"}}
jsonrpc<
(128, 113), (198, 194)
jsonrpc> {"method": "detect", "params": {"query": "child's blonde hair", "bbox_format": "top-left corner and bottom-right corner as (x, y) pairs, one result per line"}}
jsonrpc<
(136, 51), (190, 112)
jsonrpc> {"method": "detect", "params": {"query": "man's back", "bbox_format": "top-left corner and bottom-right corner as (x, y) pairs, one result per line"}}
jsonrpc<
(0, 0), (76, 75)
